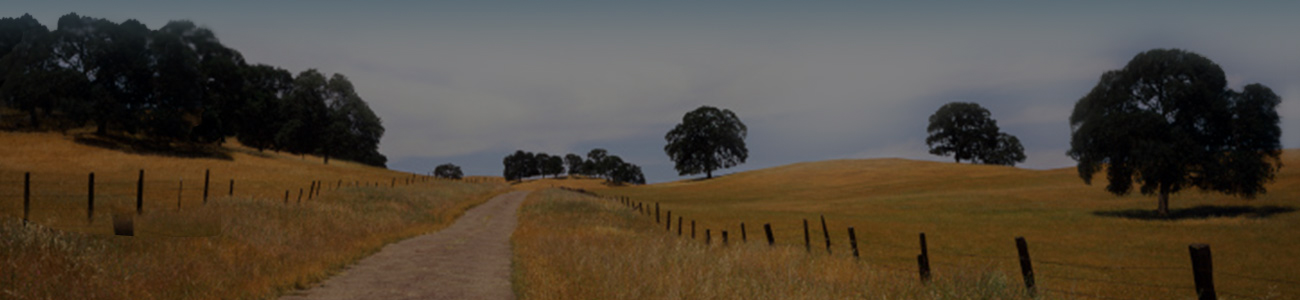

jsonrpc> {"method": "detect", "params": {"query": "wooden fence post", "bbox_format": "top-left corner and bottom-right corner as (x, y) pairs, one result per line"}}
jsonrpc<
(803, 219), (811, 252)
(1190, 244), (1216, 300)
(308, 181), (316, 201)
(740, 223), (747, 243)
(691, 220), (696, 239)
(848, 227), (859, 259)
(678, 217), (683, 236)
(655, 202), (660, 223)
(23, 172), (30, 225)
(918, 232), (931, 283)
(177, 178), (183, 210)
(706, 229), (711, 245)
(666, 211), (672, 231)
(203, 169), (210, 204)
(297, 188), (303, 204)
(722, 231), (728, 246)
(821, 215), (831, 255)
(1015, 237), (1035, 298)
(87, 173), (94, 223)
(284, 190), (289, 204)
(229, 179), (234, 196)
(136, 170), (144, 215)
(764, 223), (775, 246)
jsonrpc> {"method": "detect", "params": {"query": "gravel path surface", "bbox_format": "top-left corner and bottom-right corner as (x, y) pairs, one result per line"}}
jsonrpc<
(280, 190), (529, 300)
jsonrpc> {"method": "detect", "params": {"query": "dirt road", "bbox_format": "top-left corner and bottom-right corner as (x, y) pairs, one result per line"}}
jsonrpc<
(280, 191), (529, 300)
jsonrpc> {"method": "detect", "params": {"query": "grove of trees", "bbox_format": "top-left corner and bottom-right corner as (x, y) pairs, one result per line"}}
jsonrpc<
(503, 148), (645, 185)
(664, 105), (748, 179)
(0, 13), (386, 166)
(925, 102), (1026, 166)
(1068, 48), (1283, 216)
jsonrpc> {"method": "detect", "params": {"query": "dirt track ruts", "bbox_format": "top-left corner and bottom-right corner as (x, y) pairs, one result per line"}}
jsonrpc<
(280, 190), (529, 300)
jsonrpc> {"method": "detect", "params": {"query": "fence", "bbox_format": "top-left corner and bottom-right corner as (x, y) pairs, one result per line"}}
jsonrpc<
(2, 170), (492, 236)
(563, 189), (1296, 300)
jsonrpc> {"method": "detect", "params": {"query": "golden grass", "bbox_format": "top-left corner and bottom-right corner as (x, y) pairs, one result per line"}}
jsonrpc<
(513, 189), (1029, 299)
(526, 151), (1300, 299)
(1, 131), (509, 299)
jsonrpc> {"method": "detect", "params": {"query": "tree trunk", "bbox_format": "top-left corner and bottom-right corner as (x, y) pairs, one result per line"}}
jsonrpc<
(1158, 186), (1170, 218)
(706, 169), (713, 179)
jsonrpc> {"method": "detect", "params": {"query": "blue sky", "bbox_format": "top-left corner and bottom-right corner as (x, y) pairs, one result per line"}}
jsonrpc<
(11, 1), (1300, 183)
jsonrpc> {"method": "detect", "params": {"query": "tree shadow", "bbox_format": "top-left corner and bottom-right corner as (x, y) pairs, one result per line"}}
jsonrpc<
(73, 133), (233, 160)
(1093, 205), (1296, 221)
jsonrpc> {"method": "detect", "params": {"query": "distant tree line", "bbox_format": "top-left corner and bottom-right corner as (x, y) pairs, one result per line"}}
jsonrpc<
(0, 13), (386, 166)
(503, 148), (645, 185)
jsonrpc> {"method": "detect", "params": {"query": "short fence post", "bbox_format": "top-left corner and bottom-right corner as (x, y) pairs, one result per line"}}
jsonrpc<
(1189, 244), (1216, 300)
(764, 223), (775, 246)
(1015, 237), (1035, 298)
(666, 211), (672, 231)
(741, 223), (747, 242)
(177, 178), (183, 210)
(655, 202), (660, 223)
(691, 220), (696, 239)
(918, 232), (931, 283)
(87, 173), (95, 223)
(308, 181), (316, 201)
(284, 190), (289, 204)
(229, 179), (234, 196)
(821, 215), (831, 255)
(136, 170), (144, 215)
(202, 169), (210, 204)
(297, 188), (303, 204)
(678, 217), (683, 236)
(803, 219), (811, 252)
(706, 229), (712, 245)
(849, 227), (859, 259)
(722, 230), (729, 246)
(23, 172), (30, 225)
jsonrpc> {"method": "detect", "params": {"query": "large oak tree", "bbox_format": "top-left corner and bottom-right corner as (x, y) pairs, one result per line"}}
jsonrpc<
(1068, 48), (1282, 217)
(664, 106), (748, 179)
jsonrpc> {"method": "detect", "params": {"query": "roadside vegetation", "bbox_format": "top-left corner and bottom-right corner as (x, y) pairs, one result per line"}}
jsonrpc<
(0, 132), (508, 299)
(519, 150), (1299, 299)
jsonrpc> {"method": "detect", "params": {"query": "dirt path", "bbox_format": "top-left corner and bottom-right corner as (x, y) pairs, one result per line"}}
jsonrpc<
(280, 191), (530, 300)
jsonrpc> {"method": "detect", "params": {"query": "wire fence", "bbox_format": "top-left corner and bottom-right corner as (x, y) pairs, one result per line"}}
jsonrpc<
(569, 190), (1296, 300)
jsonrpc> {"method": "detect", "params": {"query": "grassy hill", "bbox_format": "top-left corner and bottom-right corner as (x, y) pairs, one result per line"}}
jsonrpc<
(0, 131), (508, 299)
(521, 150), (1299, 299)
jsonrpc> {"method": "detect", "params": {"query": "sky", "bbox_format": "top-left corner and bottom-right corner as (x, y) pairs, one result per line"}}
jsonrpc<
(10, 1), (1300, 183)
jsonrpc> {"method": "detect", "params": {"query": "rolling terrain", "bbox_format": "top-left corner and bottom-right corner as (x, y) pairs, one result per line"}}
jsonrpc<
(517, 150), (1299, 299)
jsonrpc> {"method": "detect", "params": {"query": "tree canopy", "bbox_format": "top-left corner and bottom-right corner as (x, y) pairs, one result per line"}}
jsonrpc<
(434, 163), (464, 180)
(664, 106), (748, 179)
(0, 13), (387, 166)
(1068, 48), (1283, 216)
(503, 148), (644, 184)
(925, 102), (1026, 166)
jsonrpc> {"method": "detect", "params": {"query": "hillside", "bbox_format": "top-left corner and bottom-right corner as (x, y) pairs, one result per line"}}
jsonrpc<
(0, 131), (508, 299)
(574, 150), (1300, 298)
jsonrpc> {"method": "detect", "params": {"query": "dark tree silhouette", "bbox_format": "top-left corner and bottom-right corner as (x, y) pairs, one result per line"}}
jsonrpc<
(434, 163), (464, 180)
(1068, 48), (1283, 217)
(925, 102), (1025, 166)
(664, 106), (748, 179)
(564, 153), (584, 176)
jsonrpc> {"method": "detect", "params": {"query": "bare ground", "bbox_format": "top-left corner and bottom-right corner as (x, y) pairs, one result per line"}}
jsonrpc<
(280, 191), (529, 300)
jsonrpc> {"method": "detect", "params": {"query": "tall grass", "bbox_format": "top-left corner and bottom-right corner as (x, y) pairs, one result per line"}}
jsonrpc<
(0, 132), (509, 299)
(512, 189), (1030, 299)
(541, 151), (1300, 299)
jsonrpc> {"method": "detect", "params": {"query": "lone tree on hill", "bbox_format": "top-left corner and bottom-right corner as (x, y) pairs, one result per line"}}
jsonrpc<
(1068, 48), (1283, 217)
(664, 105), (748, 179)
(925, 102), (1026, 166)
(434, 163), (463, 180)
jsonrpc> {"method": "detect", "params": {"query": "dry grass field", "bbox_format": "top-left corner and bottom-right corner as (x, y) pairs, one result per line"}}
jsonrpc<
(0, 131), (509, 299)
(515, 151), (1299, 299)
